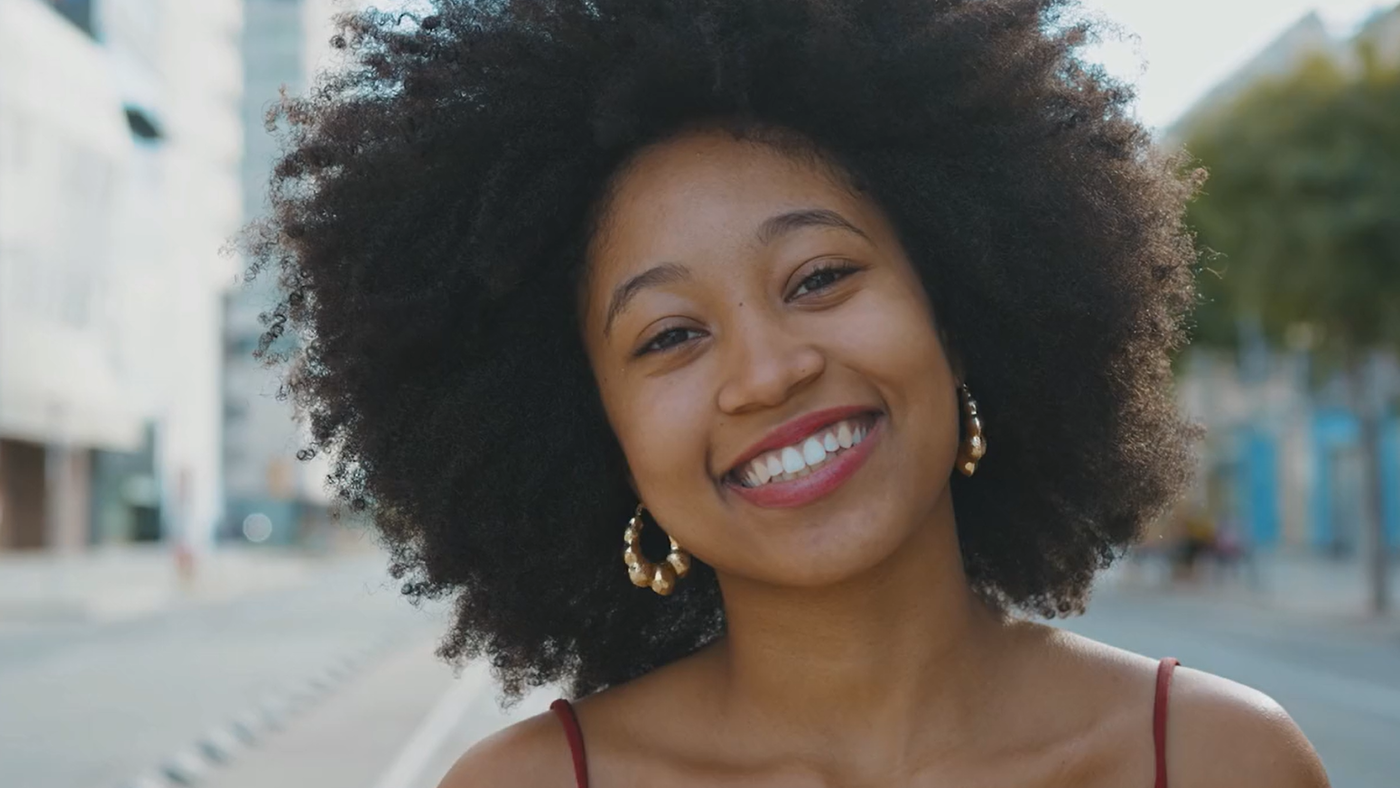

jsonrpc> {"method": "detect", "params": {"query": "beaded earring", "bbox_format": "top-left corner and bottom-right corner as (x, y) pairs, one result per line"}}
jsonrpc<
(622, 503), (691, 596)
(956, 383), (987, 476)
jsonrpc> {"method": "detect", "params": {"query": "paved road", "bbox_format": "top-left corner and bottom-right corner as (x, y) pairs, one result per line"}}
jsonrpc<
(196, 637), (549, 788)
(3, 562), (1396, 788)
(0, 555), (442, 788)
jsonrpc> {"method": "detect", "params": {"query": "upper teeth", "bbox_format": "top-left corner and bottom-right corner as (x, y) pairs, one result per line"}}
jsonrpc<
(737, 418), (870, 488)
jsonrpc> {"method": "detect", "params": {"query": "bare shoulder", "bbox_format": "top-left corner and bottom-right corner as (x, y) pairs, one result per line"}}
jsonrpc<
(436, 648), (718, 788)
(1035, 626), (1328, 787)
(1167, 666), (1330, 788)
(436, 708), (575, 788)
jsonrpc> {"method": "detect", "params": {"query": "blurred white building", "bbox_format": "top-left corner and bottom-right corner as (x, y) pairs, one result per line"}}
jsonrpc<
(0, 0), (243, 552)
(221, 0), (339, 546)
(1170, 4), (1400, 140)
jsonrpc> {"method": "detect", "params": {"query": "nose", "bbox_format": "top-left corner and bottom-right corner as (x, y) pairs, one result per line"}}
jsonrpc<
(715, 317), (826, 415)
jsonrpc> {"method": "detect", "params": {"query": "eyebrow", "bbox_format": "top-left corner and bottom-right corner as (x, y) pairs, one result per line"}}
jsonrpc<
(755, 207), (870, 247)
(603, 262), (692, 338)
(601, 208), (869, 338)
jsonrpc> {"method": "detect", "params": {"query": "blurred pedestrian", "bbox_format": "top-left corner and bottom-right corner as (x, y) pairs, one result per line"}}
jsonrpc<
(1174, 506), (1217, 583)
(173, 538), (196, 589)
(238, 1), (1329, 786)
(1211, 519), (1249, 584)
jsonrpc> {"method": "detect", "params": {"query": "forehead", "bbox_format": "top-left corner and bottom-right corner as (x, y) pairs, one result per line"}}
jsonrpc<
(584, 131), (869, 299)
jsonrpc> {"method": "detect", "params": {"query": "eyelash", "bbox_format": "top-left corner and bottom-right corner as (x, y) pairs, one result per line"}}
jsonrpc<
(789, 260), (860, 298)
(634, 261), (862, 357)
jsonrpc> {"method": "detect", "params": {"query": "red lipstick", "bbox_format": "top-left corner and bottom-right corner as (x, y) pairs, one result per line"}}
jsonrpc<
(722, 406), (883, 509)
(723, 405), (877, 476)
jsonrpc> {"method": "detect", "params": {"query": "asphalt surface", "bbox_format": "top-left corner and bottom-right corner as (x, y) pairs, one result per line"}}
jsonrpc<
(0, 555), (442, 788)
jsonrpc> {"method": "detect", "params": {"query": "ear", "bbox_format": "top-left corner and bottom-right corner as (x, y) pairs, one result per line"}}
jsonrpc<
(938, 326), (966, 384)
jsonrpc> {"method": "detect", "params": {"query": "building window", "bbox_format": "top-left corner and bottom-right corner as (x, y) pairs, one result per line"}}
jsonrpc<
(226, 334), (260, 357)
(224, 398), (249, 423)
(44, 0), (96, 38)
(124, 107), (163, 142)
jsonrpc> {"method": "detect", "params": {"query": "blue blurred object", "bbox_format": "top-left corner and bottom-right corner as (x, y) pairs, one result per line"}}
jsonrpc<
(1310, 409), (1400, 552)
(1239, 426), (1281, 548)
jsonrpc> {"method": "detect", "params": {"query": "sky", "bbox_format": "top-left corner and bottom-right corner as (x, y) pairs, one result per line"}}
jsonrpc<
(1079, 0), (1389, 128)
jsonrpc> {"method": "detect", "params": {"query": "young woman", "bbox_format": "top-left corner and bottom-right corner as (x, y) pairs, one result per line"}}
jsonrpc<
(242, 1), (1329, 785)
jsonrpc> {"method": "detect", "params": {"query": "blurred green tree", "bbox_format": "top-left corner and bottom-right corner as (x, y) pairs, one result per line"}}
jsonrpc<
(1182, 44), (1400, 614)
(1187, 49), (1400, 354)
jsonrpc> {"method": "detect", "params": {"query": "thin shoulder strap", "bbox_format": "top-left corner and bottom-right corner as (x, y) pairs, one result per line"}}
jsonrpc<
(1153, 657), (1180, 788)
(549, 699), (590, 788)
(551, 665), (1180, 788)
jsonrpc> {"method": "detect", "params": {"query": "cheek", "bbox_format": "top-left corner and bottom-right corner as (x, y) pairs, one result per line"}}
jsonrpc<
(836, 279), (959, 476)
(610, 374), (715, 489)
(841, 280), (950, 391)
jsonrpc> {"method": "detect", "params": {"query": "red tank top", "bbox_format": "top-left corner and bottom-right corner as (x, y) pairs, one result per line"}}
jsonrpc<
(550, 656), (1180, 788)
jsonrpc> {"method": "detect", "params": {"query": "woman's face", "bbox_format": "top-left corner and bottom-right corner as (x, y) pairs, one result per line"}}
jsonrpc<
(581, 130), (960, 587)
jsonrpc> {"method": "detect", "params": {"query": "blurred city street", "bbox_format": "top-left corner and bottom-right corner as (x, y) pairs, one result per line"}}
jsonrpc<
(1, 547), (1395, 788)
(2, 1), (1399, 787)
(0, 543), (447, 788)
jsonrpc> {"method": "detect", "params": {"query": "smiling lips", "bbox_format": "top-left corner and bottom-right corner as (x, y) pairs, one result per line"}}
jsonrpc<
(733, 416), (873, 487)
(724, 407), (883, 509)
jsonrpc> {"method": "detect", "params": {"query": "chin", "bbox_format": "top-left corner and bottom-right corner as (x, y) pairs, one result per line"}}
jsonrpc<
(740, 506), (923, 588)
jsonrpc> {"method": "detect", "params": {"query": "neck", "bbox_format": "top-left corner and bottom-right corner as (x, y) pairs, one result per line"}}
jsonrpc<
(707, 490), (1016, 769)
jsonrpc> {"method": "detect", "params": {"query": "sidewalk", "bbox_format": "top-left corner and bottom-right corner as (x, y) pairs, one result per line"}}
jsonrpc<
(189, 636), (549, 788)
(0, 541), (371, 624)
(1102, 549), (1399, 622)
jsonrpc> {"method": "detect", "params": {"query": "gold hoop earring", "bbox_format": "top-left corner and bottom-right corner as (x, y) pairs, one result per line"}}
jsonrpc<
(956, 383), (987, 477)
(622, 503), (691, 596)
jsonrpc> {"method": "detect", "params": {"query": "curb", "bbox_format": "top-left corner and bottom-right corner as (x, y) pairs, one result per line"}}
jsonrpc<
(112, 635), (403, 788)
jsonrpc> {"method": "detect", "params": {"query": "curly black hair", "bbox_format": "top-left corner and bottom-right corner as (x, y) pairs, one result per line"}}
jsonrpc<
(240, 0), (1201, 701)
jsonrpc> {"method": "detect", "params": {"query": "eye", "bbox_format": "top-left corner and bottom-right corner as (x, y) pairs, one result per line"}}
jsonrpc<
(789, 261), (861, 299)
(635, 326), (705, 357)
